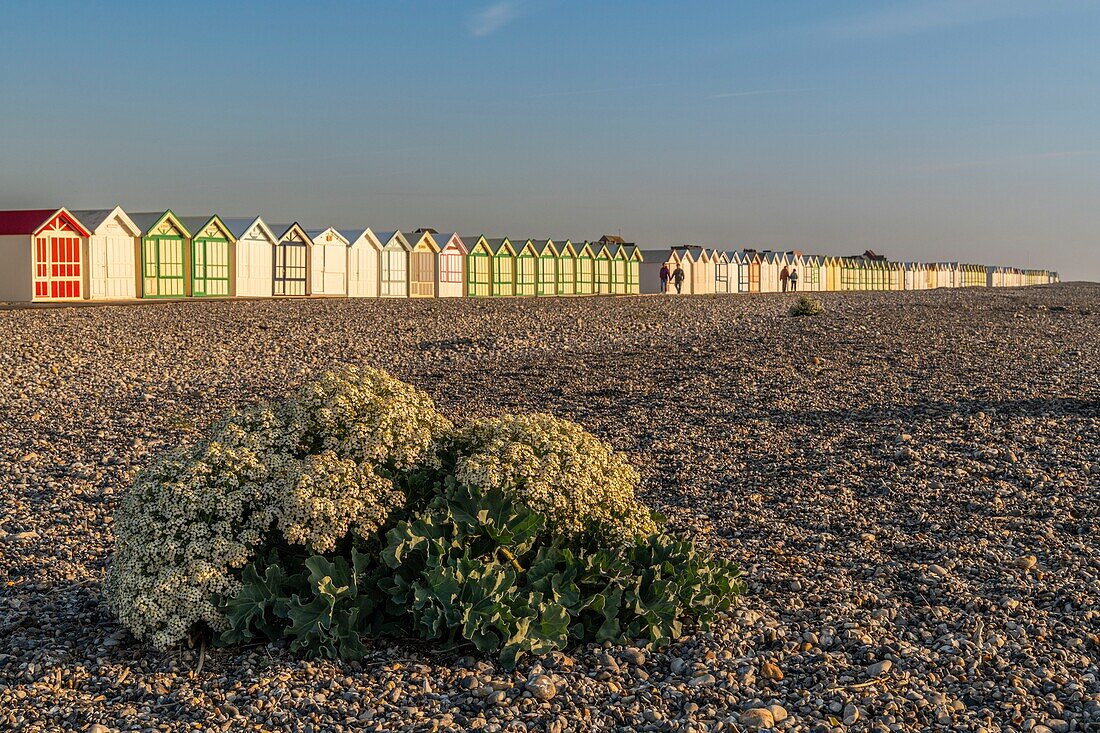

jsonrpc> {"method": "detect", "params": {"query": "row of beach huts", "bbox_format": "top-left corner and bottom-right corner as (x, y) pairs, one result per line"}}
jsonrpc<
(0, 207), (1058, 303)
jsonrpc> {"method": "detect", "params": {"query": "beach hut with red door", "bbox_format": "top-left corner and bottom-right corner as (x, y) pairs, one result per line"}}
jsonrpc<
(0, 208), (92, 301)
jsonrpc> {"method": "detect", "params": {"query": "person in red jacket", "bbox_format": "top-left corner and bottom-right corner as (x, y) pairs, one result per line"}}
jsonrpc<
(780, 265), (790, 292)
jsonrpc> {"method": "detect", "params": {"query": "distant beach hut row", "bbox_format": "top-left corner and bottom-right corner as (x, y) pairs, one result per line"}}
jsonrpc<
(638, 246), (1058, 295)
(0, 208), (1058, 302)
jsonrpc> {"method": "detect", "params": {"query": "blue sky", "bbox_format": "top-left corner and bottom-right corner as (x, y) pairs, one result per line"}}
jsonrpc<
(1, 0), (1097, 279)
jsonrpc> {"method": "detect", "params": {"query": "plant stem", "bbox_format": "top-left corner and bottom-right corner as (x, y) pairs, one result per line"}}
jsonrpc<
(497, 547), (524, 574)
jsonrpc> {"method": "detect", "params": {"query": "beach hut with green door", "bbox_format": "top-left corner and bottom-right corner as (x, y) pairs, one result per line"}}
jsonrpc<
(486, 238), (516, 296)
(462, 235), (491, 297)
(513, 238), (537, 296)
(593, 243), (613, 294)
(556, 240), (576, 295)
(180, 216), (235, 297)
(131, 211), (192, 298)
(574, 241), (595, 295)
(533, 239), (558, 296)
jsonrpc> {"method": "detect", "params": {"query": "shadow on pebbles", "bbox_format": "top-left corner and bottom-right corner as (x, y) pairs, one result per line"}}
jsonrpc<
(1, 285), (1098, 732)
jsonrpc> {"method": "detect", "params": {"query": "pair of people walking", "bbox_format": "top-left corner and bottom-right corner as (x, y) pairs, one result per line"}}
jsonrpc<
(659, 263), (686, 294)
(780, 266), (799, 292)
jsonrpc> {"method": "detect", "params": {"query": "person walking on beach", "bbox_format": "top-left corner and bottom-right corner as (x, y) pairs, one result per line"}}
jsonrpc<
(672, 264), (685, 294)
(780, 265), (790, 292)
(659, 263), (671, 293)
(789, 268), (799, 292)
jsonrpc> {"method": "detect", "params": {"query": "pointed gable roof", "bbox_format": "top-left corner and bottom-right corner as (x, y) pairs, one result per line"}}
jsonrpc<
(485, 237), (515, 256)
(0, 208), (92, 237)
(340, 227), (383, 250)
(432, 231), (467, 253)
(180, 215), (236, 242)
(71, 207), (140, 237)
(130, 210), (191, 238)
(306, 227), (350, 246)
(375, 230), (411, 250)
(222, 216), (277, 243)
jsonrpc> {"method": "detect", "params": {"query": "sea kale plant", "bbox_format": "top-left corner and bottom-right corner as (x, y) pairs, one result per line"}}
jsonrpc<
(106, 367), (743, 666)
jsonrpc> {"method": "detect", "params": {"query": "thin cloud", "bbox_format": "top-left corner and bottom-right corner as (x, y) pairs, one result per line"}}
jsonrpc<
(707, 88), (810, 100)
(469, 1), (521, 37)
(917, 149), (1098, 173)
(822, 0), (1086, 40)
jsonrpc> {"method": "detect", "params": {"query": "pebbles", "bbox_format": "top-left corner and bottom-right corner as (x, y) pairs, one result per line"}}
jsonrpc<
(1, 286), (1099, 732)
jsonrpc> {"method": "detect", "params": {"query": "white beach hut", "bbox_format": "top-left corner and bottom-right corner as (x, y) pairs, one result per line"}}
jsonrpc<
(376, 231), (411, 298)
(306, 227), (349, 297)
(432, 232), (467, 298)
(71, 207), (141, 300)
(222, 217), (276, 298)
(270, 223), (312, 296)
(341, 227), (382, 298)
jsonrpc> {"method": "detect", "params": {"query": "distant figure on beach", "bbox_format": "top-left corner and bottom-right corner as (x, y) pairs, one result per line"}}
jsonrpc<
(672, 264), (685, 294)
(790, 269), (799, 291)
(659, 263), (671, 293)
(780, 265), (790, 292)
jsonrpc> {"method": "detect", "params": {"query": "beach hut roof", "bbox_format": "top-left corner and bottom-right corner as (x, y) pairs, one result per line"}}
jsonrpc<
(180, 215), (236, 242)
(0, 207), (91, 237)
(485, 237), (515, 256)
(374, 230), (410, 249)
(306, 227), (350, 245)
(221, 216), (276, 242)
(70, 207), (140, 237)
(265, 222), (313, 243)
(130, 211), (191, 237)
(530, 238), (557, 256)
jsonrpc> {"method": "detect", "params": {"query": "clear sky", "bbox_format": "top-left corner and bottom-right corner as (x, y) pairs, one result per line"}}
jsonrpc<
(1, 0), (1097, 279)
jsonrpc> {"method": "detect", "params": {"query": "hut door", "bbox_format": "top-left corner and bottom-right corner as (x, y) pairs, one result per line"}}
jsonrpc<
(382, 248), (407, 296)
(410, 251), (434, 296)
(34, 232), (82, 299)
(275, 242), (307, 295)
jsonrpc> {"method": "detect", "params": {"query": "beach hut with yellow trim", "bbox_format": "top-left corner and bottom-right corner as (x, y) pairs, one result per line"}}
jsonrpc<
(624, 245), (643, 294)
(573, 241), (596, 295)
(178, 215), (235, 297)
(609, 244), (629, 294)
(462, 235), (491, 297)
(592, 242), (614, 295)
(554, 239), (576, 295)
(130, 211), (193, 298)
(532, 239), (558, 296)
(512, 238), (538, 296)
(486, 238), (517, 296)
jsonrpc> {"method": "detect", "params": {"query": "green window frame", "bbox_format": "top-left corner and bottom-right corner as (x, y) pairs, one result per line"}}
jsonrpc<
(191, 236), (230, 297)
(142, 235), (186, 298)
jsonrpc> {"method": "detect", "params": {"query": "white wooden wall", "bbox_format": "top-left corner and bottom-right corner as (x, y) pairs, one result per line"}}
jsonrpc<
(88, 214), (137, 300)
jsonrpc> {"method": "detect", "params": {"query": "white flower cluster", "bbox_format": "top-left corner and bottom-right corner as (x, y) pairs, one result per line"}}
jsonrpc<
(105, 367), (450, 650)
(453, 413), (657, 545)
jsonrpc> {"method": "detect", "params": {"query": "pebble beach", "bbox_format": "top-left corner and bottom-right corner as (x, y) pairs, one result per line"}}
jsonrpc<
(1, 284), (1098, 733)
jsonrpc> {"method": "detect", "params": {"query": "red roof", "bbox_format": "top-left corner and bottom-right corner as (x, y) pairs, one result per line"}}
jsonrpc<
(0, 208), (90, 237)
(0, 209), (61, 235)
